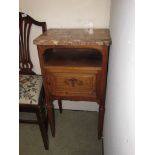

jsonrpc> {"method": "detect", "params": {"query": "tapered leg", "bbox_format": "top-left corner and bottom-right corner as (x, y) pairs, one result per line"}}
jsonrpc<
(36, 107), (49, 150)
(47, 102), (55, 137)
(98, 104), (105, 139)
(41, 104), (48, 133)
(58, 99), (62, 113)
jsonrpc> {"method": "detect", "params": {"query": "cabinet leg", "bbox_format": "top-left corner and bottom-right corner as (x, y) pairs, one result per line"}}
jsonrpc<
(36, 108), (49, 150)
(47, 103), (55, 137)
(98, 105), (105, 139)
(58, 99), (62, 113)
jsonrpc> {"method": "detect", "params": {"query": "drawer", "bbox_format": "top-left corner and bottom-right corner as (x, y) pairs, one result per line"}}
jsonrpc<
(46, 72), (97, 98)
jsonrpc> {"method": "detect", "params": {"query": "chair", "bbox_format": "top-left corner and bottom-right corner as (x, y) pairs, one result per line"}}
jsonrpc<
(19, 12), (49, 149)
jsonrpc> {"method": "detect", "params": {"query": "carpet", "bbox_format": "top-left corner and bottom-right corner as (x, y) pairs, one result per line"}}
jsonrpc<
(19, 110), (103, 155)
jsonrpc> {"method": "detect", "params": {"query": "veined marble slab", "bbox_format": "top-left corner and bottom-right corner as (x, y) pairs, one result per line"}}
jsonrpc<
(33, 29), (111, 46)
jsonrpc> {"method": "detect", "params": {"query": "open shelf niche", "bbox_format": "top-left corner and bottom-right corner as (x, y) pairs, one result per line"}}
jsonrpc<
(43, 48), (102, 68)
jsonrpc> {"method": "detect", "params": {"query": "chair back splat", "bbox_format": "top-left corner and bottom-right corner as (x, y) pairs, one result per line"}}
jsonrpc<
(19, 12), (47, 75)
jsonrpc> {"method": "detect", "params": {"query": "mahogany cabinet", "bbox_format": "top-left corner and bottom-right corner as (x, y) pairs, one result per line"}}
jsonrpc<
(34, 29), (111, 139)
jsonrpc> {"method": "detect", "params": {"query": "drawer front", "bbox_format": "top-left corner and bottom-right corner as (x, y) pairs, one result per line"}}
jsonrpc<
(46, 72), (97, 97)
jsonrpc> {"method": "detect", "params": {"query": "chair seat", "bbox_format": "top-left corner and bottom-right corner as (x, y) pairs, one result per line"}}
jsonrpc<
(19, 75), (43, 105)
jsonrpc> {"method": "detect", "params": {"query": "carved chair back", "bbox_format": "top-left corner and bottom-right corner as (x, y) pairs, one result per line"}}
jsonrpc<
(19, 12), (47, 75)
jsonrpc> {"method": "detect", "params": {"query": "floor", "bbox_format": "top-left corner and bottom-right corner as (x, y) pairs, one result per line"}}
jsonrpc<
(19, 110), (103, 155)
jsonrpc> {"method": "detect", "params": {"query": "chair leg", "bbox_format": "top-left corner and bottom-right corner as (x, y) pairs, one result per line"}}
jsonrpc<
(58, 99), (62, 113)
(36, 107), (49, 150)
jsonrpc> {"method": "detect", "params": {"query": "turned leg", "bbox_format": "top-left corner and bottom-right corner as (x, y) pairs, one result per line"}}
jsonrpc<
(36, 107), (49, 150)
(98, 104), (105, 139)
(58, 99), (62, 113)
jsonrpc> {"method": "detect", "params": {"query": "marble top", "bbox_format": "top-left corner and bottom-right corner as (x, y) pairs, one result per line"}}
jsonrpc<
(33, 29), (111, 46)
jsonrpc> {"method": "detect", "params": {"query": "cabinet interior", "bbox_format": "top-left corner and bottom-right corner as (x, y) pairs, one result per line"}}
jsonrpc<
(43, 48), (102, 68)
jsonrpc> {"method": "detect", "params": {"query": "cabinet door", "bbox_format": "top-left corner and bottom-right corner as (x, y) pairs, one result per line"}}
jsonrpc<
(46, 71), (98, 98)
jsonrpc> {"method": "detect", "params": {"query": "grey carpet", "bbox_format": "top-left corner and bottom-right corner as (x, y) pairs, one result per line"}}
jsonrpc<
(19, 110), (102, 155)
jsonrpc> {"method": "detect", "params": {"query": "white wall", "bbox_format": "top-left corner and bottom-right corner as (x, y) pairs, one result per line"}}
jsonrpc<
(104, 0), (134, 155)
(19, 0), (111, 111)
(19, 0), (110, 28)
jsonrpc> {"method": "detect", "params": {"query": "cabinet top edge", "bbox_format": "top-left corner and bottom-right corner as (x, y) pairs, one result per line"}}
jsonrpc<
(33, 28), (111, 46)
